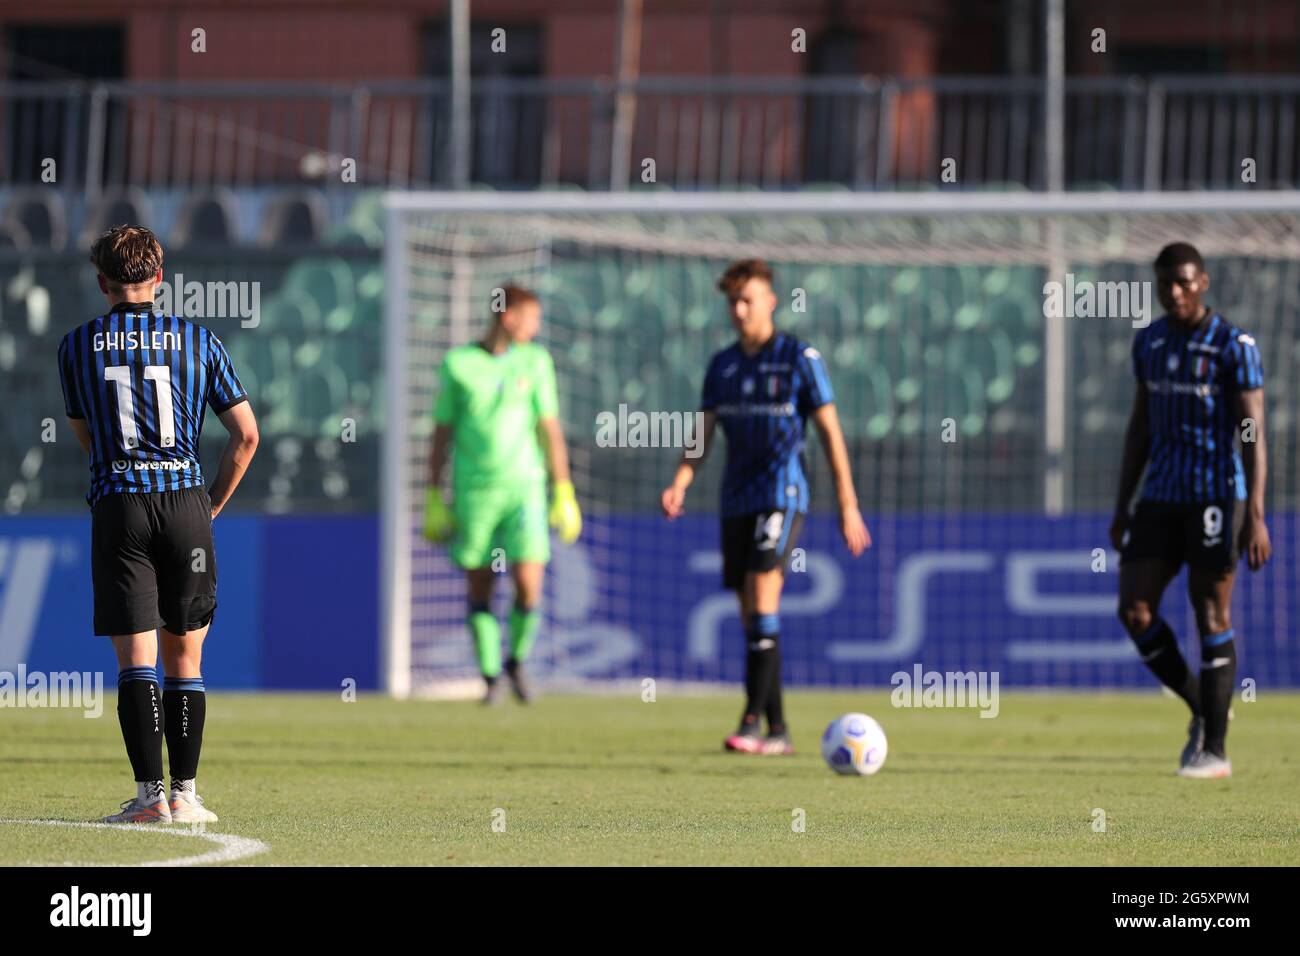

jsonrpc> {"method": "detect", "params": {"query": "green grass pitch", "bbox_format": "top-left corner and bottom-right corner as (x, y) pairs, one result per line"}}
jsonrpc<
(2, 691), (1298, 866)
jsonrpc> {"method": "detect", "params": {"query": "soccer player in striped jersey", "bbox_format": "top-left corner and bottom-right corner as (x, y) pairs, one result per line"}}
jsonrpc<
(423, 284), (582, 704)
(1111, 242), (1270, 779)
(58, 225), (259, 823)
(661, 259), (870, 754)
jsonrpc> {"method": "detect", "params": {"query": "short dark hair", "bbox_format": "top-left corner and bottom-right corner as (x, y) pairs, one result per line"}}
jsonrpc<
(717, 259), (773, 297)
(1154, 242), (1204, 273)
(493, 283), (539, 316)
(89, 224), (164, 289)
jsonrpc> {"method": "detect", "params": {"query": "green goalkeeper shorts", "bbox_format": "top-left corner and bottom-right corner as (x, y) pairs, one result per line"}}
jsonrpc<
(449, 482), (550, 569)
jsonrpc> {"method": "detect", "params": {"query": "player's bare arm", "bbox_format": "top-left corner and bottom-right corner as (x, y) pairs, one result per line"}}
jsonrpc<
(810, 402), (870, 556)
(1236, 387), (1270, 571)
(208, 401), (259, 520)
(661, 410), (717, 519)
(67, 417), (92, 455)
(537, 416), (572, 484)
(1110, 382), (1150, 550)
(428, 422), (454, 486)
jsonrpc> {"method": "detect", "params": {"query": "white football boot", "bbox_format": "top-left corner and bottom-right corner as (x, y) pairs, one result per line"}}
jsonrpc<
(103, 796), (172, 824)
(169, 790), (219, 823)
(1177, 751), (1232, 779)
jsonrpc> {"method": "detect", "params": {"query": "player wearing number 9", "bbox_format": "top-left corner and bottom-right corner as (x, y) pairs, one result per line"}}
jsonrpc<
(1111, 241), (1269, 780)
(57, 225), (259, 825)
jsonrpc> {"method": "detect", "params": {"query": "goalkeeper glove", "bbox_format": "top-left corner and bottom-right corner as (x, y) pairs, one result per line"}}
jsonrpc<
(549, 480), (582, 544)
(423, 488), (456, 543)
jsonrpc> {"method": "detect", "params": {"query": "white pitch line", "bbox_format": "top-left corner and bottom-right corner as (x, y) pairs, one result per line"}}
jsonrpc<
(0, 819), (270, 867)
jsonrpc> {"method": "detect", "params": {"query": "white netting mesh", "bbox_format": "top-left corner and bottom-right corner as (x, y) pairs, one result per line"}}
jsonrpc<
(385, 197), (1300, 696)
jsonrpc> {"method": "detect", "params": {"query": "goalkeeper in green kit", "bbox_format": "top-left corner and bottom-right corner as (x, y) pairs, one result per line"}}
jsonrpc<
(424, 284), (582, 703)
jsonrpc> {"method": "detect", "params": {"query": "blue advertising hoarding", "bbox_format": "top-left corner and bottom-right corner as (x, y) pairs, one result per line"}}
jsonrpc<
(2, 512), (1295, 689)
(0, 515), (378, 691)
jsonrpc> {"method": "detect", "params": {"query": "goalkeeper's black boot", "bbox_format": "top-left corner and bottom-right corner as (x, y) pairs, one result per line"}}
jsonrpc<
(482, 675), (503, 706)
(504, 658), (533, 704)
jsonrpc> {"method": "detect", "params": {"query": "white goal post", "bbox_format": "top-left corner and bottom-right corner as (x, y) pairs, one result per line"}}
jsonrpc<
(382, 189), (1300, 699)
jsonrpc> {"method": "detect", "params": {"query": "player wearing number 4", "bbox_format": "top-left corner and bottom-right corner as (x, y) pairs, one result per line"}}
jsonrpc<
(424, 285), (581, 704)
(1112, 242), (1270, 779)
(58, 225), (258, 824)
(661, 259), (870, 755)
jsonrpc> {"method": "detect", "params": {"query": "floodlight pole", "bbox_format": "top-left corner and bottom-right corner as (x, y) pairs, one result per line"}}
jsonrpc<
(1045, 0), (1065, 195)
(449, 0), (471, 189)
(1043, 0), (1068, 515)
(610, 0), (643, 190)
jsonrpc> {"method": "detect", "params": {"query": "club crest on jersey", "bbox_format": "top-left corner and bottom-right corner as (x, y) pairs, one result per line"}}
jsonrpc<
(1166, 354), (1179, 372)
(766, 375), (781, 397)
(742, 377), (755, 396)
(1193, 356), (1209, 378)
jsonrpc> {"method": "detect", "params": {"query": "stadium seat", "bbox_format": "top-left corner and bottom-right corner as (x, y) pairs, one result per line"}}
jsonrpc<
(0, 219), (32, 251)
(2, 189), (68, 249)
(354, 266), (384, 311)
(260, 289), (325, 338)
(325, 191), (384, 246)
(172, 189), (240, 247)
(283, 256), (356, 324)
(78, 187), (154, 247)
(259, 191), (329, 246)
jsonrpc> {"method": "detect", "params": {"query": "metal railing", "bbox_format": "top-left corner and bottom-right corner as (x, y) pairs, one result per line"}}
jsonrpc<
(2, 75), (1299, 197)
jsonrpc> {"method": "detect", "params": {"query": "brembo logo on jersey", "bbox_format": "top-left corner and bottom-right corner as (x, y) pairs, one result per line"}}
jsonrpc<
(113, 460), (193, 473)
(154, 273), (261, 329)
(713, 402), (795, 417)
(594, 404), (706, 458)
(1146, 380), (1219, 398)
(1041, 274), (1152, 328)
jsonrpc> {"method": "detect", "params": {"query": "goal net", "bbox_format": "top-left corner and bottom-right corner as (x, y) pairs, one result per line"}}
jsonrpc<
(382, 192), (1300, 698)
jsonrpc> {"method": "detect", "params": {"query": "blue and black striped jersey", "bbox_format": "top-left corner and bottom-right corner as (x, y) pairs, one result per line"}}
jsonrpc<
(1132, 312), (1263, 504)
(701, 331), (835, 518)
(58, 303), (247, 506)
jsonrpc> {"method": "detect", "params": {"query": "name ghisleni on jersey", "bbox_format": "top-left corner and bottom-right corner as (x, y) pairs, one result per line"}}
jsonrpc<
(58, 305), (247, 506)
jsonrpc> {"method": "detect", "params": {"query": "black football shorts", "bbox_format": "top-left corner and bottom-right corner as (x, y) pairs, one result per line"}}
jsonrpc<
(90, 487), (218, 636)
(1121, 497), (1244, 574)
(720, 509), (805, 590)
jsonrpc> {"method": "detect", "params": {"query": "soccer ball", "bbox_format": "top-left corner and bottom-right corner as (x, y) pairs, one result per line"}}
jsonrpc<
(821, 713), (888, 776)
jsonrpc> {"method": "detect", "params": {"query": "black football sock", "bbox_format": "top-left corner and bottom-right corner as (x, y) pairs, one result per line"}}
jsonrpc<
(756, 614), (785, 735)
(1130, 618), (1200, 715)
(164, 677), (207, 783)
(117, 666), (165, 783)
(742, 619), (778, 731)
(1199, 630), (1237, 758)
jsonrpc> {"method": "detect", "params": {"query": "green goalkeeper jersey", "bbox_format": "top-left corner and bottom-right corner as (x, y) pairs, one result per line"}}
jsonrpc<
(433, 341), (558, 490)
